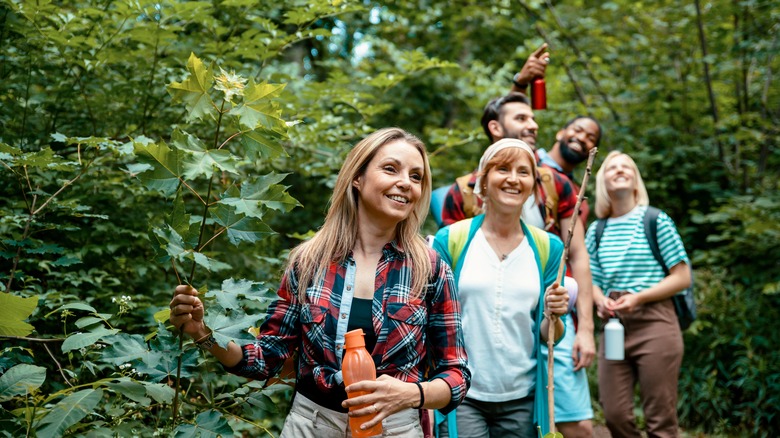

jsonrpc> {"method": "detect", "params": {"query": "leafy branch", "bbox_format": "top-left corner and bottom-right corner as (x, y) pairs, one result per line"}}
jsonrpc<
(133, 53), (299, 428)
(544, 148), (597, 437)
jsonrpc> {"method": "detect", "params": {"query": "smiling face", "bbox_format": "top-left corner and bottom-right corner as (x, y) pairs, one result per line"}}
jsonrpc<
(352, 140), (425, 227)
(556, 118), (600, 165)
(492, 102), (539, 148)
(482, 148), (536, 213)
(603, 153), (637, 195)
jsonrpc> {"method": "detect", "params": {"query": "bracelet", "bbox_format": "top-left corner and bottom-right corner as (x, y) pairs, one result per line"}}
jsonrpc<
(512, 73), (528, 90)
(194, 330), (213, 344)
(196, 334), (216, 351)
(413, 381), (425, 409)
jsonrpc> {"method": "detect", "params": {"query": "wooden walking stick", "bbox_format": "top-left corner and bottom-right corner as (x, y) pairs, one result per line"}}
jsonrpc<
(545, 147), (598, 435)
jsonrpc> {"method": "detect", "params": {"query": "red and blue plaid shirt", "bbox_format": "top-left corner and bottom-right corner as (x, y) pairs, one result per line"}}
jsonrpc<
(225, 241), (470, 414)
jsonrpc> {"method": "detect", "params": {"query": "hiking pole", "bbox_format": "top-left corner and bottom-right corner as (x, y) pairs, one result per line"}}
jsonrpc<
(546, 147), (598, 434)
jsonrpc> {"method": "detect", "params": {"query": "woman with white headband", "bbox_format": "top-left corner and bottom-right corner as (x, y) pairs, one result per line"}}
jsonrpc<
(432, 138), (570, 438)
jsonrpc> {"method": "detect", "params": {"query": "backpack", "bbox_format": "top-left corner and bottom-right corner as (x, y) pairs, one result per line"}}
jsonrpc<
(453, 166), (559, 231)
(444, 216), (552, 271)
(593, 206), (696, 330)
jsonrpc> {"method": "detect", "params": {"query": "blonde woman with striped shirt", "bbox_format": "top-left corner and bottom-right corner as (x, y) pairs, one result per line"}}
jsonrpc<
(585, 151), (691, 438)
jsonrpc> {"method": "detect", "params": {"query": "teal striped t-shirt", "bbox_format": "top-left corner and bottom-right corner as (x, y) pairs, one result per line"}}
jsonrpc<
(585, 205), (689, 295)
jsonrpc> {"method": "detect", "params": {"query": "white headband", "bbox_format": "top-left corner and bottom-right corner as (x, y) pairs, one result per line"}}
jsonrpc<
(474, 138), (537, 196)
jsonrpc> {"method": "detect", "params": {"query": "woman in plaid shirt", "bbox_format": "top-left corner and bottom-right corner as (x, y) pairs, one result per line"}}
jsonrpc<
(170, 127), (470, 437)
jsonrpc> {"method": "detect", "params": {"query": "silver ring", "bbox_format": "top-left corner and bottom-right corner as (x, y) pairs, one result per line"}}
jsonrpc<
(372, 404), (378, 414)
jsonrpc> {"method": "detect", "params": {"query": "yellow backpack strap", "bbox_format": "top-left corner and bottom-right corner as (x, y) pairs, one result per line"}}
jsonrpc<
(456, 173), (481, 218)
(538, 167), (559, 231)
(447, 218), (472, 270)
(526, 225), (550, 273)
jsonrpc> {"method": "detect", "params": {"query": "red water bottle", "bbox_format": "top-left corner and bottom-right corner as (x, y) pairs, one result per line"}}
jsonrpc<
(531, 78), (547, 110)
(342, 329), (382, 437)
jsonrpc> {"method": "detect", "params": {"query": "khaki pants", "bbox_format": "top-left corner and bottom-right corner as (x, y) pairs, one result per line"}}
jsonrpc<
(280, 392), (423, 438)
(598, 295), (683, 438)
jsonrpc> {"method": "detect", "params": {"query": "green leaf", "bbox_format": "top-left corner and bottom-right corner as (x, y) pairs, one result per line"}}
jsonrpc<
(0, 293), (38, 337)
(100, 334), (149, 365)
(205, 278), (270, 310)
(210, 203), (274, 245)
(204, 310), (261, 349)
(167, 190), (197, 247)
(134, 140), (185, 195)
(144, 382), (175, 404)
(229, 80), (287, 131)
(174, 410), (233, 438)
(0, 364), (46, 402)
(168, 53), (215, 121)
(61, 328), (120, 353)
(51, 256), (81, 267)
(0, 143), (22, 158)
(260, 184), (300, 213)
(218, 173), (299, 218)
(14, 148), (61, 168)
(170, 130), (239, 179)
(35, 389), (103, 438)
(106, 378), (150, 406)
(236, 127), (288, 160)
(100, 332), (199, 382)
(25, 244), (64, 255)
(150, 224), (187, 262)
(74, 317), (104, 329)
(242, 390), (280, 417)
(45, 303), (97, 318)
(153, 309), (171, 323)
(149, 224), (231, 272)
(182, 149), (237, 180)
(138, 327), (200, 382)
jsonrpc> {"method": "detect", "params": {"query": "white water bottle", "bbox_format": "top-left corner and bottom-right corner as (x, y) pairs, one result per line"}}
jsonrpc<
(604, 318), (625, 360)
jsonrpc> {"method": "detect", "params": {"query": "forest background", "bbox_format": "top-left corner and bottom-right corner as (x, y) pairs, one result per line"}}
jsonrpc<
(1, 0), (778, 437)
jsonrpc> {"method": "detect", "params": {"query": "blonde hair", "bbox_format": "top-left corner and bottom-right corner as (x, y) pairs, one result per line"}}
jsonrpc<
(287, 127), (433, 301)
(594, 151), (650, 218)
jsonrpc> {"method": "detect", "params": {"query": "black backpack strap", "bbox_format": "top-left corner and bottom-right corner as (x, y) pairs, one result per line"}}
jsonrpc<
(594, 218), (607, 264)
(643, 206), (669, 275)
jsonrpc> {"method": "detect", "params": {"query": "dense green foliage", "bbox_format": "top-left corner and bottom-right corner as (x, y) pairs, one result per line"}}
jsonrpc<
(1, 0), (778, 436)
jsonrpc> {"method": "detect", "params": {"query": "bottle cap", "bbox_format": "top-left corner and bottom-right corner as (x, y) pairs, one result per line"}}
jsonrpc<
(345, 328), (365, 348)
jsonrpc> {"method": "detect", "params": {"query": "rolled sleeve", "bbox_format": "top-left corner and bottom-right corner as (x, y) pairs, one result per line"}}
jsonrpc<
(223, 270), (301, 380)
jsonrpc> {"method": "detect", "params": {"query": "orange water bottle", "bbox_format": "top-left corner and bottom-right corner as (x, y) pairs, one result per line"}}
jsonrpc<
(343, 329), (382, 437)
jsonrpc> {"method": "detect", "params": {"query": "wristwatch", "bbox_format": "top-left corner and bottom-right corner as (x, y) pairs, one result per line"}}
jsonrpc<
(196, 333), (217, 350)
(512, 72), (528, 90)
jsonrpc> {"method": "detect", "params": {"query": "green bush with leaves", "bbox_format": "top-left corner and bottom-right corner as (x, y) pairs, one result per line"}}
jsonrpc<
(0, 51), (297, 436)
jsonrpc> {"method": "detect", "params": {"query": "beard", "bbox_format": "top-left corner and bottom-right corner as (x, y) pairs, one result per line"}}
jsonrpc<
(559, 138), (589, 165)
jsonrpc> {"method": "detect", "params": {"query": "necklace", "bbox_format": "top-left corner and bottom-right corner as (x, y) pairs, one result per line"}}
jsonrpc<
(484, 230), (520, 261)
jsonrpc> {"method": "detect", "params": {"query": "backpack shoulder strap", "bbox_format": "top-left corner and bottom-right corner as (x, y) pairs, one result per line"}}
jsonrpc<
(594, 219), (607, 249)
(447, 218), (473, 270)
(643, 206), (669, 275)
(593, 218), (607, 264)
(538, 167), (559, 230)
(455, 174), (481, 218)
(526, 224), (551, 272)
